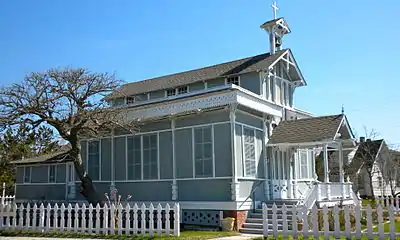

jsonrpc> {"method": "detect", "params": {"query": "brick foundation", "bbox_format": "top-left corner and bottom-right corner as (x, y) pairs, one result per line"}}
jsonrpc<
(223, 210), (248, 231)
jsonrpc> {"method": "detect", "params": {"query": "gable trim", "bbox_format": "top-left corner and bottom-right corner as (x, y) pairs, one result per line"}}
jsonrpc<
(268, 49), (306, 86)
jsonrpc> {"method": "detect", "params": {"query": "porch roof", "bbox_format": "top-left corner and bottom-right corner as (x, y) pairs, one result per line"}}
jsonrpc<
(12, 147), (72, 166)
(268, 114), (353, 146)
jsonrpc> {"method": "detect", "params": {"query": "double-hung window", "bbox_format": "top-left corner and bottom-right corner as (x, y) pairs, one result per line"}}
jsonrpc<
(194, 126), (213, 177)
(88, 141), (100, 181)
(127, 136), (142, 180)
(48, 165), (57, 183)
(243, 127), (256, 177)
(143, 134), (158, 179)
(166, 86), (189, 97)
(23, 166), (31, 183)
(298, 149), (312, 179)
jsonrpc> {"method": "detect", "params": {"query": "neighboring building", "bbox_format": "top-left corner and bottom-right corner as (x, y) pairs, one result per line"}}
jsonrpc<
(347, 138), (400, 198)
(13, 11), (358, 230)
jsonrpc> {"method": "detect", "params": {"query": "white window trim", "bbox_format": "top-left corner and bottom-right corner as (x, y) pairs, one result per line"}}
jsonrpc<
(23, 166), (32, 183)
(165, 85), (190, 97)
(296, 149), (313, 180)
(48, 165), (57, 183)
(87, 140), (101, 181)
(225, 76), (240, 86)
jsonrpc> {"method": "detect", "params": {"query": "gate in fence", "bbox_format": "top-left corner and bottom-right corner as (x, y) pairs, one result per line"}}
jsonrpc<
(0, 202), (180, 237)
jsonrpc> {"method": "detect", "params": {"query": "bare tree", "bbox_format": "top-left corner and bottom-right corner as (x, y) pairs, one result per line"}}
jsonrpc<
(383, 148), (400, 197)
(0, 68), (135, 204)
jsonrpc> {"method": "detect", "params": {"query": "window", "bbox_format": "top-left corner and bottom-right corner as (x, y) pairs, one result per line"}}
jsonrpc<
(127, 136), (142, 180)
(226, 76), (239, 85)
(143, 134), (158, 179)
(88, 141), (100, 181)
(194, 126), (213, 177)
(243, 127), (256, 177)
(298, 150), (310, 179)
(126, 96), (135, 104)
(48, 165), (57, 183)
(177, 86), (188, 94)
(269, 75), (275, 101)
(166, 89), (176, 97)
(23, 166), (31, 183)
(166, 86), (189, 97)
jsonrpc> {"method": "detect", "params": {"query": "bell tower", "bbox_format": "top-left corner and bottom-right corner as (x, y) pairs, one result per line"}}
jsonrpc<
(260, 1), (291, 55)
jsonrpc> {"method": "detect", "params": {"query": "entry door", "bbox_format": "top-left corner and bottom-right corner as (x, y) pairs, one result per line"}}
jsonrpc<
(66, 163), (76, 200)
(272, 151), (289, 199)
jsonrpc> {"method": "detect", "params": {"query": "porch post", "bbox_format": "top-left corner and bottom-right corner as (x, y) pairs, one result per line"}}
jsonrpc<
(109, 128), (116, 197)
(263, 117), (271, 200)
(323, 144), (331, 200)
(292, 149), (298, 199)
(171, 118), (178, 201)
(338, 142), (346, 199)
(229, 104), (240, 201)
(287, 149), (293, 199)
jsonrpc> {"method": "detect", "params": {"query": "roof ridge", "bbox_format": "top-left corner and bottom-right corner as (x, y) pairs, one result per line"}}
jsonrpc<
(284, 114), (343, 122)
(123, 49), (288, 87)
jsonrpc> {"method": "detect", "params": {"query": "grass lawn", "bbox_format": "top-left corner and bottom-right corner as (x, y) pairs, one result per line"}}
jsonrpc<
(0, 230), (239, 240)
(372, 220), (400, 232)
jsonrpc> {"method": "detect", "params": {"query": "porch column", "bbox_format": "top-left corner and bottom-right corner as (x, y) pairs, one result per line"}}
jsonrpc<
(338, 143), (346, 199)
(287, 149), (293, 199)
(292, 150), (298, 199)
(263, 117), (271, 200)
(323, 144), (331, 200)
(229, 104), (240, 201)
(171, 118), (178, 201)
(109, 129), (116, 197)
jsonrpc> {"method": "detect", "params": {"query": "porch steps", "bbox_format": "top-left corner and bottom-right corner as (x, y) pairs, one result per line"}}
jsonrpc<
(239, 200), (297, 235)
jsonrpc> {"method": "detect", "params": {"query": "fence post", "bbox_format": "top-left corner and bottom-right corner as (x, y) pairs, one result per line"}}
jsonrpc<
(173, 203), (180, 237)
(140, 203), (146, 236)
(118, 204), (123, 235)
(302, 206), (309, 238)
(133, 203), (138, 235)
(60, 203), (65, 232)
(156, 203), (162, 236)
(39, 203), (45, 232)
(12, 203), (17, 230)
(81, 204), (86, 233)
(377, 204), (384, 239)
(67, 204), (72, 232)
(272, 203), (278, 238)
(32, 204), (38, 231)
(366, 204), (373, 239)
(126, 203), (131, 235)
(262, 203), (267, 238)
(344, 205), (351, 237)
(165, 203), (170, 236)
(282, 204), (288, 238)
(149, 203), (154, 236)
(54, 204), (58, 231)
(389, 204), (395, 240)
(323, 206), (329, 239)
(311, 205), (318, 237)
(333, 205), (340, 238)
(46, 204), (51, 232)
(18, 204), (24, 230)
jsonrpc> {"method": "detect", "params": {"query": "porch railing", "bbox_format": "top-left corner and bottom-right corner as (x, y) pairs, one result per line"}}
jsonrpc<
(316, 182), (353, 201)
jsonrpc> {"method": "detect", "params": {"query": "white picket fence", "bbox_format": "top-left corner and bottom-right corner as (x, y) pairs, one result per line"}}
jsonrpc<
(0, 182), (15, 206)
(263, 202), (400, 239)
(0, 202), (180, 236)
(374, 195), (400, 209)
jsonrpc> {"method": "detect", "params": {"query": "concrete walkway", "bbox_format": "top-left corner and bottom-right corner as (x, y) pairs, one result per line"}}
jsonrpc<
(211, 234), (261, 240)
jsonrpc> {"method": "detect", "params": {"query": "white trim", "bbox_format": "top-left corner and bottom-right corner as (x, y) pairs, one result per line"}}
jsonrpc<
(236, 109), (264, 121)
(177, 176), (232, 181)
(241, 124), (245, 177)
(267, 140), (336, 147)
(204, 81), (208, 90)
(211, 124), (215, 178)
(171, 119), (176, 180)
(157, 132), (160, 180)
(192, 127), (195, 178)
(236, 121), (264, 132)
(179, 200), (252, 211)
(16, 182), (66, 186)
(140, 135), (144, 180)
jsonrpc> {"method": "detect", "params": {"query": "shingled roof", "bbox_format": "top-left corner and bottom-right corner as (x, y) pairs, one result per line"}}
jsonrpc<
(108, 49), (288, 99)
(12, 146), (72, 165)
(268, 114), (346, 145)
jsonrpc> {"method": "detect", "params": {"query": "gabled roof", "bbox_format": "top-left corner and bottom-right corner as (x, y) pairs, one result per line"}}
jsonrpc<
(353, 139), (384, 162)
(108, 49), (289, 99)
(12, 146), (72, 165)
(268, 114), (348, 145)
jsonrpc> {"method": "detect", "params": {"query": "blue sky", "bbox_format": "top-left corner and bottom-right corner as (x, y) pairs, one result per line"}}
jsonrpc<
(1, 0), (399, 146)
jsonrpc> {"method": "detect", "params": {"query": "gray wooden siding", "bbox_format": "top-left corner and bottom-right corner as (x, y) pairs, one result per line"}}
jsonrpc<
(236, 112), (263, 129)
(175, 128), (193, 179)
(16, 185), (66, 200)
(206, 78), (225, 88)
(101, 138), (111, 181)
(159, 131), (173, 179)
(214, 124), (232, 177)
(178, 179), (231, 201)
(175, 110), (229, 128)
(240, 72), (261, 95)
(116, 182), (172, 201)
(189, 81), (205, 91)
(114, 137), (126, 181)
(150, 90), (165, 100)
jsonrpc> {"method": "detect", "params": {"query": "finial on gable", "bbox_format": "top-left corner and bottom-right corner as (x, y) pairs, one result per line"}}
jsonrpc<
(341, 104), (345, 114)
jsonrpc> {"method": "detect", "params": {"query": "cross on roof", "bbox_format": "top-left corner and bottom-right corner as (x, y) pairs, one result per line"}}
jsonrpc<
(272, 1), (279, 19)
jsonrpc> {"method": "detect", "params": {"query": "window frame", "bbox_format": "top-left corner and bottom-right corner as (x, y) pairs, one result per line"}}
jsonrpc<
(297, 149), (313, 180)
(126, 136), (142, 180)
(193, 126), (214, 178)
(142, 134), (159, 180)
(48, 165), (57, 183)
(225, 76), (240, 86)
(87, 140), (101, 181)
(243, 126), (257, 177)
(165, 85), (190, 97)
(23, 166), (31, 183)
(126, 96), (136, 104)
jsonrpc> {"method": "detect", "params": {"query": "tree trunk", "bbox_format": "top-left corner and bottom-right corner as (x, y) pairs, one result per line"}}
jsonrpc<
(368, 171), (374, 198)
(69, 143), (103, 205)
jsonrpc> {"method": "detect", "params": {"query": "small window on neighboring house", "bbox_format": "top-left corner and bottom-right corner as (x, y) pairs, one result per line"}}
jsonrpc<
(177, 86), (188, 95)
(226, 76), (239, 86)
(24, 167), (31, 183)
(166, 89), (176, 97)
(49, 165), (56, 183)
(126, 96), (135, 104)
